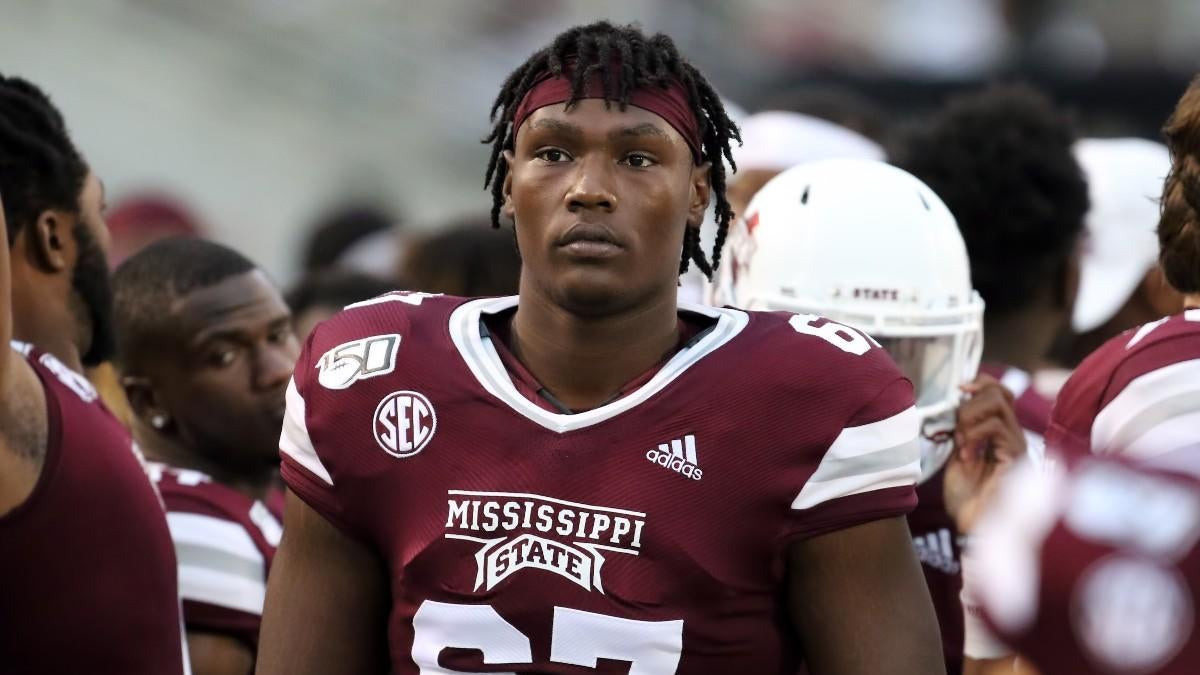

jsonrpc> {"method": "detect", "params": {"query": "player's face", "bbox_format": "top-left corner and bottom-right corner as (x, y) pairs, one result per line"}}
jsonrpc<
(504, 99), (710, 314)
(71, 172), (116, 366)
(158, 270), (298, 471)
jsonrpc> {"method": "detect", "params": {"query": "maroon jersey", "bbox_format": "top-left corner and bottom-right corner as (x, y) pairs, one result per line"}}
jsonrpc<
(0, 343), (186, 674)
(149, 462), (283, 648)
(909, 471), (963, 675)
(1048, 310), (1200, 458)
(280, 293), (922, 673)
(974, 451), (1200, 674)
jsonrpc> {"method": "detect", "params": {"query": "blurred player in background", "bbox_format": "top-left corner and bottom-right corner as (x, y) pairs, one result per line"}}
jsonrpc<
(112, 237), (298, 675)
(1047, 79), (1200, 462)
(715, 158), (1026, 674)
(286, 269), (398, 340)
(1057, 138), (1182, 368)
(898, 84), (1090, 443)
(0, 75), (186, 673)
(969, 74), (1200, 675)
(259, 21), (944, 674)
(400, 215), (522, 297)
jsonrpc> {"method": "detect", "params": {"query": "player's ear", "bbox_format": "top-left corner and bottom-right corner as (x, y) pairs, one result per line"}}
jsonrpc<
(121, 374), (171, 434)
(502, 150), (516, 221)
(29, 208), (73, 273)
(687, 162), (712, 228)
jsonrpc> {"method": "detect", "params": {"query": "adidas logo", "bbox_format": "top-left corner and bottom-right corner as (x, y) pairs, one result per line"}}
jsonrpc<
(912, 528), (960, 574)
(645, 435), (702, 481)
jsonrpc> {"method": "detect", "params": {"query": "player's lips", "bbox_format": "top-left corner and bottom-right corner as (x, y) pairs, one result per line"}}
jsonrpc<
(556, 223), (624, 259)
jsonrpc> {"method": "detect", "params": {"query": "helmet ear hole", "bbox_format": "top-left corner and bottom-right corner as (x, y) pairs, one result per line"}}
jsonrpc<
(800, 185), (811, 205)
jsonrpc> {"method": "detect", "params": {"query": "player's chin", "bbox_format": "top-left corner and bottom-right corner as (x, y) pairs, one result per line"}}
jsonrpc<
(550, 271), (641, 317)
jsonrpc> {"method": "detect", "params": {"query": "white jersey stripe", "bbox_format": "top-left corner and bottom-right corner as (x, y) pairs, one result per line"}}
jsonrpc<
(167, 512), (263, 562)
(177, 564), (267, 615)
(791, 458), (921, 510)
(684, 435), (698, 465)
(826, 407), (920, 460)
(280, 377), (334, 486)
(671, 439), (685, 460)
(1092, 358), (1200, 456)
(1120, 410), (1200, 461)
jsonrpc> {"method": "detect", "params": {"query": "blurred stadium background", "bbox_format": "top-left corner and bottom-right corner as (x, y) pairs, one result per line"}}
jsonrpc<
(1, 0), (1198, 282)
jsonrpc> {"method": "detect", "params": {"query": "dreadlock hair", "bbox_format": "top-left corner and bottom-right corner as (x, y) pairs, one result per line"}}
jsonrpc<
(483, 21), (741, 280)
(0, 74), (88, 245)
(1159, 74), (1200, 296)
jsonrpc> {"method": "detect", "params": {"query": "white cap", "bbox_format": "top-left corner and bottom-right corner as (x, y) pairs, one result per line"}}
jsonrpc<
(1071, 138), (1170, 333)
(731, 111), (885, 177)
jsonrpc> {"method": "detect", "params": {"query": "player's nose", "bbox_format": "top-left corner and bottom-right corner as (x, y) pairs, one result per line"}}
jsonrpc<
(566, 154), (617, 213)
(254, 343), (296, 393)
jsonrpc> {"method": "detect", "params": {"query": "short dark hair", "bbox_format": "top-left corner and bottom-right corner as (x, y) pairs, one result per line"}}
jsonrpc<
(285, 270), (398, 316)
(300, 202), (396, 273)
(1159, 75), (1200, 295)
(403, 216), (521, 297)
(0, 75), (87, 244)
(483, 21), (741, 279)
(112, 237), (258, 367)
(896, 83), (1088, 316)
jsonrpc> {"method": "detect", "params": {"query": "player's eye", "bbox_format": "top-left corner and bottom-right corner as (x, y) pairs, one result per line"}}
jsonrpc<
(267, 326), (292, 345)
(535, 148), (571, 163)
(622, 153), (657, 168)
(207, 348), (238, 368)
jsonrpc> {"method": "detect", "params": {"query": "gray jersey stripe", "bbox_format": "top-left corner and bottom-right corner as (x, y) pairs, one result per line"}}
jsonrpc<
(808, 440), (920, 484)
(1107, 390), (1200, 454)
(175, 541), (265, 583)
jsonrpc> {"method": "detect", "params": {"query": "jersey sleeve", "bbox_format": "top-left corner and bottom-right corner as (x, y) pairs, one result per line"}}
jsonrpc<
(781, 358), (922, 541)
(1048, 315), (1200, 459)
(161, 495), (266, 648)
(278, 328), (352, 534)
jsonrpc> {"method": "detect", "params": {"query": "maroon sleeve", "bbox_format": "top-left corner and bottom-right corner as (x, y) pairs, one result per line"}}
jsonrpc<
(779, 374), (921, 542)
(1046, 337), (1121, 455)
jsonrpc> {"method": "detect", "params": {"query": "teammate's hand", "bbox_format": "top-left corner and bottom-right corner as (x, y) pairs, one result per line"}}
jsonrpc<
(943, 374), (1027, 534)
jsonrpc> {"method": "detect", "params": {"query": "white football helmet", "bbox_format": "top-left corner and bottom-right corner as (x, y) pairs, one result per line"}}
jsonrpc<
(711, 159), (984, 481)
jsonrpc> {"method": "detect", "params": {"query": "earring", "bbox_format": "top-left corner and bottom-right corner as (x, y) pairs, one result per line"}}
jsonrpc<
(151, 415), (167, 430)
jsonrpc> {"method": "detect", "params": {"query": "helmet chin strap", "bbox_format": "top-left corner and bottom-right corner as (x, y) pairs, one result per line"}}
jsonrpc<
(917, 407), (957, 483)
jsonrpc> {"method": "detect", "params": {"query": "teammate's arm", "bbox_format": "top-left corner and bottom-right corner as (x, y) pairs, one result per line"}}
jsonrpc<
(787, 516), (946, 675)
(187, 632), (254, 675)
(256, 492), (389, 675)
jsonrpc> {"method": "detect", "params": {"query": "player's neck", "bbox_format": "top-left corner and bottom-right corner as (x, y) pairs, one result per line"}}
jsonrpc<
(983, 310), (1059, 373)
(1186, 294), (1200, 310)
(139, 432), (275, 500)
(10, 308), (84, 374)
(508, 284), (680, 412)
(9, 264), (86, 374)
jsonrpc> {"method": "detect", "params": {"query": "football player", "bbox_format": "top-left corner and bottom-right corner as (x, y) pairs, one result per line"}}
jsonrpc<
(112, 238), (298, 674)
(258, 21), (944, 674)
(1047, 78), (1200, 460)
(713, 158), (1028, 674)
(0, 75), (186, 672)
(898, 84), (1090, 443)
(969, 74), (1200, 675)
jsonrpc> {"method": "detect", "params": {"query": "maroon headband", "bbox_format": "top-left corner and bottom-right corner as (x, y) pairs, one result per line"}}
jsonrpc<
(511, 68), (704, 163)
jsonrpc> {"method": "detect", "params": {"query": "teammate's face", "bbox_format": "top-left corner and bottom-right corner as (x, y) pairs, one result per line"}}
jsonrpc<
(71, 173), (116, 366)
(156, 270), (298, 471)
(504, 99), (710, 314)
